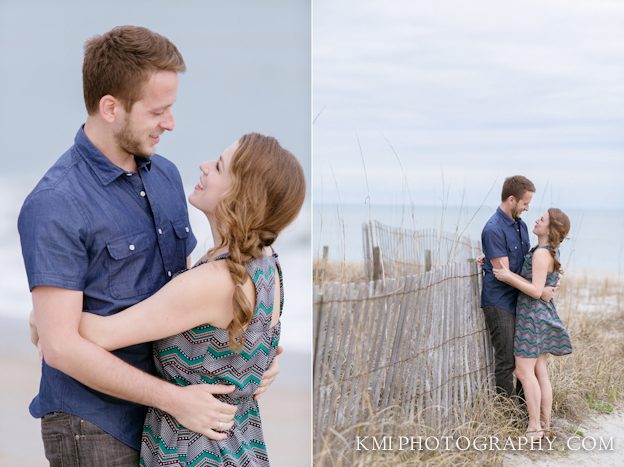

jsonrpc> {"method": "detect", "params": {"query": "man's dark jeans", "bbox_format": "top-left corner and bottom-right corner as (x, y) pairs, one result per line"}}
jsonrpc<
(41, 412), (139, 466)
(482, 306), (524, 399)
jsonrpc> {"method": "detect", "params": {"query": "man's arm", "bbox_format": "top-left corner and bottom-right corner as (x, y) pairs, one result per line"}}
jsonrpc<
(34, 286), (237, 439)
(490, 256), (555, 300)
(490, 256), (509, 270)
(492, 249), (551, 299)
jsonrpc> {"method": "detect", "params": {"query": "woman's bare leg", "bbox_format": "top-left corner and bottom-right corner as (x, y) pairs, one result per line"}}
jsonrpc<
(515, 356), (542, 435)
(534, 354), (552, 431)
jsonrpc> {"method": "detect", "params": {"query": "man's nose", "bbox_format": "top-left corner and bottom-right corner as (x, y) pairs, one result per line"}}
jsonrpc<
(160, 108), (175, 131)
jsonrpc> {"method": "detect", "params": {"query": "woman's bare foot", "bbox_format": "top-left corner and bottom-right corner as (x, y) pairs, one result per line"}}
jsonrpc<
(540, 420), (555, 439)
(525, 425), (544, 443)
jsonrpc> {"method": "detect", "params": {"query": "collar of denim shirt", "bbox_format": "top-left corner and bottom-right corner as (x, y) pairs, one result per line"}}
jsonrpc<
(495, 206), (520, 227)
(74, 125), (152, 186)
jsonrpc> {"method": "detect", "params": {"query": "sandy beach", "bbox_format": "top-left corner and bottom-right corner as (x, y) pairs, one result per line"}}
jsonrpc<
(0, 316), (311, 466)
(504, 412), (624, 466)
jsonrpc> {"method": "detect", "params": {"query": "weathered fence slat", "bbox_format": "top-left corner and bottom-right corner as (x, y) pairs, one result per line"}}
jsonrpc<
(314, 227), (494, 454)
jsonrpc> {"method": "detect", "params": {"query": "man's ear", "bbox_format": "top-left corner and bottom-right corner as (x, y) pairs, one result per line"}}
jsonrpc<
(98, 95), (120, 123)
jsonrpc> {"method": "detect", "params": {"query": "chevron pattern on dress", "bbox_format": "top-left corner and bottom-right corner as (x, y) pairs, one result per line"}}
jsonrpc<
(513, 246), (573, 359)
(140, 253), (283, 466)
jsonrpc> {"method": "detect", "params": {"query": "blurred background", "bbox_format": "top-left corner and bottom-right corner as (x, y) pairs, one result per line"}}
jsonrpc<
(0, 1), (311, 465)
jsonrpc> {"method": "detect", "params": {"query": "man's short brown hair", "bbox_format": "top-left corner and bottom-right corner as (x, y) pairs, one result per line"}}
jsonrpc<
(82, 25), (186, 114)
(501, 175), (536, 201)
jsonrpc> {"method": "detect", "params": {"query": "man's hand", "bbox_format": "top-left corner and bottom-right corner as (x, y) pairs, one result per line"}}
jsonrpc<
(541, 274), (561, 302)
(476, 255), (485, 269)
(253, 345), (282, 400)
(28, 309), (42, 360)
(541, 286), (554, 302)
(168, 384), (238, 440)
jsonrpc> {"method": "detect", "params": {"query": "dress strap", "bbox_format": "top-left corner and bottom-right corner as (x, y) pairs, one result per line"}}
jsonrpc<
(194, 251), (229, 268)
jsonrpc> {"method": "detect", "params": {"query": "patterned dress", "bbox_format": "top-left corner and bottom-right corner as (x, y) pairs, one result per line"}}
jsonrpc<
(140, 252), (283, 466)
(514, 246), (572, 358)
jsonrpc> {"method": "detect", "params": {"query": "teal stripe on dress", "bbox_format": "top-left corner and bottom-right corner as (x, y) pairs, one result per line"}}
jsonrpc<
(140, 253), (282, 467)
(513, 245), (572, 358)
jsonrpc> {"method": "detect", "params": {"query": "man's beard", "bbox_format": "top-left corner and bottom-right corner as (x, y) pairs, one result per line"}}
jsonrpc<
(114, 122), (152, 158)
(511, 206), (522, 220)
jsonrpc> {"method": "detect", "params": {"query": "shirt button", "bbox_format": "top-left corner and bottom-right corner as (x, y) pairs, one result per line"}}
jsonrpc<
(167, 271), (172, 277)
(157, 228), (163, 235)
(129, 244), (135, 251)
(140, 191), (146, 197)
(185, 227), (190, 233)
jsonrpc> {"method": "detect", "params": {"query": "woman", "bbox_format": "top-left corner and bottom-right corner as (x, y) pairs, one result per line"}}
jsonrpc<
(79, 133), (306, 466)
(493, 208), (572, 442)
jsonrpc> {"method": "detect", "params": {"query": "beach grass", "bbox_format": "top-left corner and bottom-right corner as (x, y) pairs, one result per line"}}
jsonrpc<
(314, 267), (624, 466)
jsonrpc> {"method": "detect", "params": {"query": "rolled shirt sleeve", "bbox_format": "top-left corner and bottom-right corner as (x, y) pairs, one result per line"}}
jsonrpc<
(482, 226), (508, 261)
(18, 189), (89, 291)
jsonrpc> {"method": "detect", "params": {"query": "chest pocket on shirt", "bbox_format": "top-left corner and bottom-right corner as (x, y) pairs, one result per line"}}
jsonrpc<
(106, 231), (156, 299)
(171, 219), (190, 271)
(505, 240), (523, 271)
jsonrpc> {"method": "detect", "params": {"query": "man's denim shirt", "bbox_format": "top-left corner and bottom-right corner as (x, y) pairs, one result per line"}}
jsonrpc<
(481, 207), (531, 314)
(18, 127), (197, 449)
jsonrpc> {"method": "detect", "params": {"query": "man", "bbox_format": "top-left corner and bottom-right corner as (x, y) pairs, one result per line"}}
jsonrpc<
(481, 175), (554, 397)
(19, 26), (277, 466)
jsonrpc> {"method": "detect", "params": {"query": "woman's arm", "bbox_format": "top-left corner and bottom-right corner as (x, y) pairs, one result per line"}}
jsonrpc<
(79, 261), (251, 350)
(492, 248), (552, 299)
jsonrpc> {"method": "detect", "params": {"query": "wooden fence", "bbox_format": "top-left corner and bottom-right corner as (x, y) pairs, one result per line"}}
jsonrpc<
(313, 260), (494, 450)
(362, 221), (482, 278)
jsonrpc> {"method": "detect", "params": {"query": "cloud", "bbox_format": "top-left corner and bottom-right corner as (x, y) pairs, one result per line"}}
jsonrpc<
(314, 0), (624, 208)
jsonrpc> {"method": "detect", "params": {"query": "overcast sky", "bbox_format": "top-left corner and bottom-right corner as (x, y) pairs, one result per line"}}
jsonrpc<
(0, 0), (310, 187)
(313, 0), (624, 210)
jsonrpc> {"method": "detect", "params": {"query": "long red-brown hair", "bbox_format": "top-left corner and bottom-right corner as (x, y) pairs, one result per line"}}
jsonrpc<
(547, 208), (571, 273)
(208, 133), (306, 350)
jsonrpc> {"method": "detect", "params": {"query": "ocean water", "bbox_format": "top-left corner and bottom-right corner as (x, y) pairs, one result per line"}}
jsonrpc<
(0, 176), (311, 353)
(314, 202), (624, 276)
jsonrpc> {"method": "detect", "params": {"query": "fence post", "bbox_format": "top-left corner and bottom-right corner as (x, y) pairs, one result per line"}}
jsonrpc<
(425, 249), (432, 272)
(312, 286), (325, 452)
(313, 288), (323, 378)
(372, 246), (382, 282)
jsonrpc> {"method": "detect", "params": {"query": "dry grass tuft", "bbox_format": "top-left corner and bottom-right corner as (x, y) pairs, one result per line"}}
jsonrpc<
(313, 259), (368, 285)
(314, 271), (624, 465)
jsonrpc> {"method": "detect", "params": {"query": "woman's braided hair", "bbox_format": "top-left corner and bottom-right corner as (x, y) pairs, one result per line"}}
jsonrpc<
(546, 208), (570, 273)
(207, 133), (306, 351)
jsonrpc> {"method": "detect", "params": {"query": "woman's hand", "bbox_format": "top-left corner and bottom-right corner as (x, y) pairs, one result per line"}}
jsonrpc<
(29, 309), (42, 360)
(492, 263), (512, 283)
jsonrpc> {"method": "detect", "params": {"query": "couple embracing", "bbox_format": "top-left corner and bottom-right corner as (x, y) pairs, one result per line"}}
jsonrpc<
(481, 175), (572, 443)
(19, 26), (305, 466)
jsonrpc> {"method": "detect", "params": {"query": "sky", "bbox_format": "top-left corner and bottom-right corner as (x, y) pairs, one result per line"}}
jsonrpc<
(0, 0), (311, 187)
(313, 0), (624, 210)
